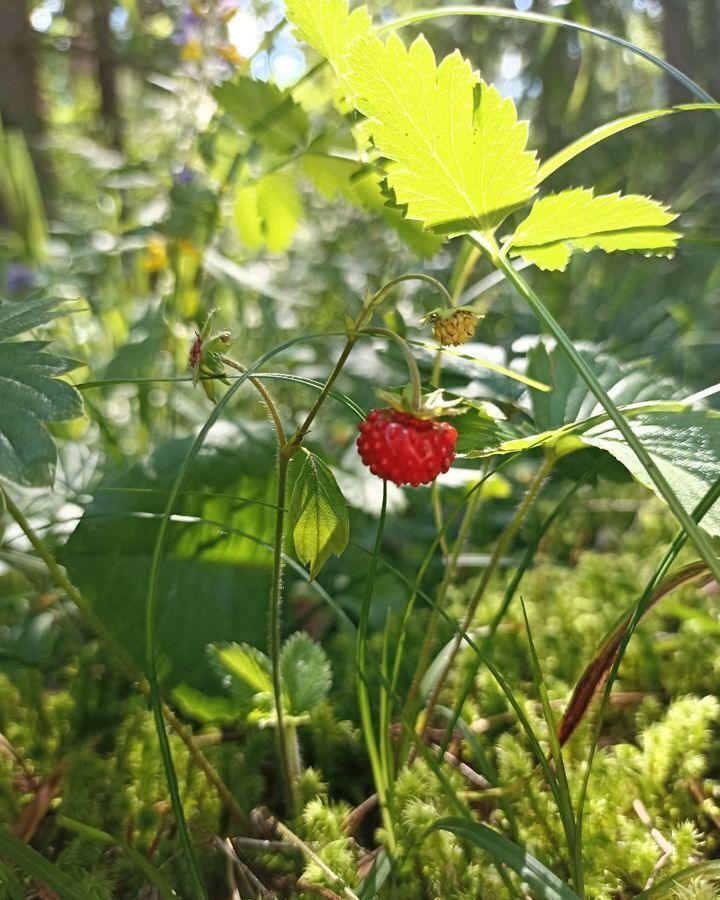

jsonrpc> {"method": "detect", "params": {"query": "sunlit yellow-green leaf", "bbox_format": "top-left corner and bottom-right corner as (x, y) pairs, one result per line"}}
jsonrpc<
(284, 0), (372, 76)
(234, 174), (303, 252)
(343, 32), (538, 234)
(289, 451), (349, 580)
(509, 187), (681, 271)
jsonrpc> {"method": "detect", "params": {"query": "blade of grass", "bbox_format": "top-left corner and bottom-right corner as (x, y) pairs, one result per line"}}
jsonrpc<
(0, 829), (90, 900)
(520, 599), (580, 894)
(424, 818), (581, 900)
(382, 7), (718, 105)
(356, 482), (396, 851)
(573, 475), (720, 873)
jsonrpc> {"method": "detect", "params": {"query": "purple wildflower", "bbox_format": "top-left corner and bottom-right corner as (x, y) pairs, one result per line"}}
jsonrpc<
(173, 165), (197, 186)
(5, 263), (34, 293)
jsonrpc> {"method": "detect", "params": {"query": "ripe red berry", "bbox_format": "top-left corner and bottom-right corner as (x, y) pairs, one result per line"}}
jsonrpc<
(357, 409), (457, 487)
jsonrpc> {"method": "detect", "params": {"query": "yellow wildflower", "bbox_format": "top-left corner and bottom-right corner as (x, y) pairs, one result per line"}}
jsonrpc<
(143, 237), (168, 272)
(180, 38), (202, 62)
(217, 44), (245, 66)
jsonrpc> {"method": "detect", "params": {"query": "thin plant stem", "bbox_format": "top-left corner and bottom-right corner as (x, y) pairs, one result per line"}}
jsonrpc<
(403, 484), (482, 719)
(361, 327), (424, 409)
(222, 355), (295, 809)
(369, 272), (454, 311)
(356, 482), (397, 852)
(269, 453), (294, 808)
(423, 453), (555, 729)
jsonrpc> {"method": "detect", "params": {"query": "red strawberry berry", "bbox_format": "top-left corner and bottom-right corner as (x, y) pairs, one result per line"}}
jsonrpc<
(357, 409), (458, 487)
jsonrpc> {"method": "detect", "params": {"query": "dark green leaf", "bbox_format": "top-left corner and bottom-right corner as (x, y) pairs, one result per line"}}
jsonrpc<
(0, 298), (84, 486)
(63, 422), (277, 693)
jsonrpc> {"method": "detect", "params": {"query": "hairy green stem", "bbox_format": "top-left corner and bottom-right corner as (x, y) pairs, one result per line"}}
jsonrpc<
(356, 483), (397, 851)
(476, 233), (720, 586)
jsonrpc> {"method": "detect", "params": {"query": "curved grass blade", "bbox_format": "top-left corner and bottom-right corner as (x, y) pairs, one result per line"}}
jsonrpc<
(557, 561), (710, 746)
(635, 861), (720, 898)
(424, 818), (581, 900)
(539, 104), (720, 182)
(0, 829), (90, 900)
(574, 475), (720, 872)
(407, 339), (550, 392)
(382, 7), (717, 105)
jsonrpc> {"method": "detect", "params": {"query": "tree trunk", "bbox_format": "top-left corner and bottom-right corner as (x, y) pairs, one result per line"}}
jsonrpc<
(662, 0), (695, 104)
(91, 0), (123, 150)
(0, 0), (43, 136)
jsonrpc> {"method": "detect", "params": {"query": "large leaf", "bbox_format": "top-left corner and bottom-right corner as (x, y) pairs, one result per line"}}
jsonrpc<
(289, 451), (349, 580)
(508, 188), (680, 271)
(345, 33), (538, 233)
(63, 422), (277, 693)
(463, 341), (720, 534)
(425, 818), (581, 900)
(0, 299), (83, 487)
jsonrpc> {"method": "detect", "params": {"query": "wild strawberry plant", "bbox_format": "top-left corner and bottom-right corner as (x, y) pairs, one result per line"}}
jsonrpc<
(1, 2), (720, 898)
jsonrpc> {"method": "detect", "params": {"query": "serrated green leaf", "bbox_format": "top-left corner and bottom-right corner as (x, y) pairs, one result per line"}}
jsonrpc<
(425, 818), (580, 900)
(0, 296), (72, 341)
(235, 174), (303, 252)
(583, 410), (720, 535)
(464, 340), (720, 534)
(214, 642), (273, 694)
(285, 0), (372, 77)
(344, 33), (538, 234)
(214, 77), (309, 154)
(280, 632), (332, 715)
(0, 299), (83, 487)
(509, 188), (680, 271)
(289, 452), (349, 579)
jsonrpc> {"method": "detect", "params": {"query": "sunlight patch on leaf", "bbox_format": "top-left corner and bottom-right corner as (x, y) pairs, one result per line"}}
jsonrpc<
(344, 33), (538, 234)
(284, 0), (372, 77)
(235, 174), (303, 252)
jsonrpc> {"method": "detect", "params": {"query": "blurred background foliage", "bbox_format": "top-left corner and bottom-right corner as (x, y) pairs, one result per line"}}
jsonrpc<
(1, 0), (720, 896)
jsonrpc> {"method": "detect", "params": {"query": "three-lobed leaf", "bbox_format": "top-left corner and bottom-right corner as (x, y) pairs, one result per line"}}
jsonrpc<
(508, 188), (681, 271)
(289, 451), (349, 579)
